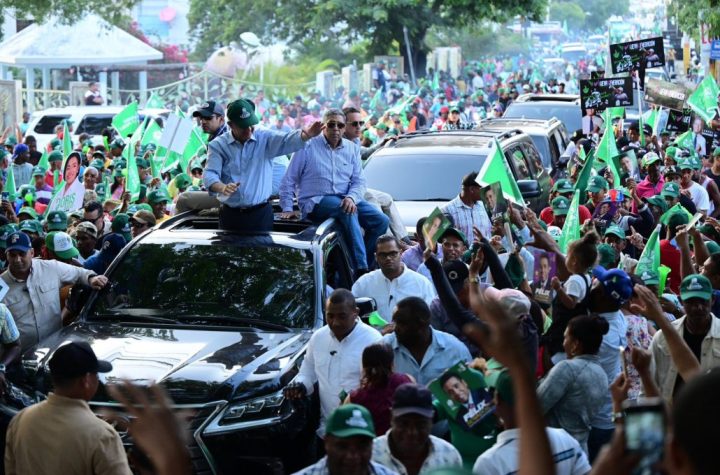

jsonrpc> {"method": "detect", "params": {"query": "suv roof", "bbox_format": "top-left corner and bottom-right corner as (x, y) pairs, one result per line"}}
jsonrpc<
(474, 117), (564, 132)
(513, 93), (580, 104)
(391, 128), (526, 150)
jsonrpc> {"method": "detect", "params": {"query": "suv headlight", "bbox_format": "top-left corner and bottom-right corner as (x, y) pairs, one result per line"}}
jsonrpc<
(204, 390), (288, 435)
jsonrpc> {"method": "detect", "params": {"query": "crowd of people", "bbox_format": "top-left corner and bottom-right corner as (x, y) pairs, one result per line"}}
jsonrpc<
(0, 49), (717, 475)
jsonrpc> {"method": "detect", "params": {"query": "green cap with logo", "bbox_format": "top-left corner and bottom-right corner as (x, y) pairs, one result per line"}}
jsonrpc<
(174, 173), (192, 190)
(587, 175), (608, 193)
(552, 179), (574, 194)
(661, 182), (681, 199)
(680, 274), (713, 301)
(109, 138), (125, 150)
(31, 166), (46, 177)
(551, 196), (570, 215)
(148, 188), (170, 205)
(665, 146), (678, 159)
(45, 231), (79, 260)
(324, 404), (376, 438)
(641, 152), (661, 168)
(604, 224), (625, 240)
(48, 150), (63, 163)
(227, 99), (259, 128)
(90, 158), (105, 170)
(17, 207), (38, 220)
(597, 243), (617, 268)
(0, 224), (19, 249)
(639, 269), (660, 286)
(46, 210), (68, 231)
(19, 219), (43, 236)
(111, 214), (132, 242)
(645, 195), (668, 213)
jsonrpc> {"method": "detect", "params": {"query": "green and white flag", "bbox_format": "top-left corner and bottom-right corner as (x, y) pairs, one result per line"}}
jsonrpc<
(5, 166), (17, 201)
(145, 92), (165, 110)
(181, 127), (207, 172)
(475, 138), (524, 206)
(687, 75), (720, 123)
(368, 89), (383, 111)
(574, 148), (596, 198)
(659, 203), (693, 225)
(141, 120), (163, 148)
(559, 190), (581, 254)
(111, 102), (140, 137)
(62, 122), (72, 168)
(635, 224), (661, 277)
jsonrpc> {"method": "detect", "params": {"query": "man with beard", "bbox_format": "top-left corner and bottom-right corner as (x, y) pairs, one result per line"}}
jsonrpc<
(192, 101), (227, 143)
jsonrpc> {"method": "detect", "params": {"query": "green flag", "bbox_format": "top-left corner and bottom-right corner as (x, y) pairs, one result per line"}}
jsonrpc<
(687, 75), (720, 123)
(368, 89), (383, 111)
(606, 107), (625, 122)
(37, 151), (49, 172)
(431, 71), (440, 91)
(659, 203), (693, 225)
(111, 102), (140, 137)
(476, 139), (524, 206)
(574, 148), (595, 198)
(559, 190), (581, 254)
(62, 122), (72, 168)
(141, 120), (163, 148)
(181, 127), (207, 172)
(5, 166), (17, 201)
(596, 122), (619, 165)
(126, 148), (141, 202)
(635, 224), (661, 277)
(674, 129), (698, 157)
(145, 92), (165, 109)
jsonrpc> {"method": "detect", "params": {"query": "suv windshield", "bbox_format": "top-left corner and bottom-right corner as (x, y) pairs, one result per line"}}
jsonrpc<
(76, 115), (114, 135)
(365, 152), (487, 200)
(33, 115), (69, 134)
(504, 103), (582, 133)
(91, 242), (315, 328)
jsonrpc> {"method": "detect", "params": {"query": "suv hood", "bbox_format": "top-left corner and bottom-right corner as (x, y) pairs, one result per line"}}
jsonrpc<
(394, 200), (446, 236)
(21, 322), (311, 404)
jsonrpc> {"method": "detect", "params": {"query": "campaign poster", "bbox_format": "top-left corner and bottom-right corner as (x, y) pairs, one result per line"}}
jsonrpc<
(422, 207), (451, 248)
(580, 77), (634, 113)
(700, 119), (720, 151)
(644, 78), (690, 111)
(47, 152), (85, 214)
(592, 197), (623, 235)
(531, 249), (556, 308)
(610, 37), (665, 74)
(665, 109), (692, 133)
(480, 182), (508, 224)
(429, 361), (495, 434)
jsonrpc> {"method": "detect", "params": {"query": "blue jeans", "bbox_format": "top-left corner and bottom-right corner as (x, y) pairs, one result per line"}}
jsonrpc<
(308, 195), (389, 270)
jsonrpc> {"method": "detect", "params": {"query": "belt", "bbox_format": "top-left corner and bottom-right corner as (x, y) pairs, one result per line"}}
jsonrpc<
(222, 202), (269, 213)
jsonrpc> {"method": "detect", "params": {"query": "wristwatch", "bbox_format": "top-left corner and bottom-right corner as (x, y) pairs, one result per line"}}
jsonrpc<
(0, 364), (7, 373)
(469, 275), (480, 284)
(611, 411), (625, 423)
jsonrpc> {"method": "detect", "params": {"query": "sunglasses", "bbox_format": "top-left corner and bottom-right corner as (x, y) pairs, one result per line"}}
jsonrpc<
(348, 121), (365, 127)
(326, 121), (346, 129)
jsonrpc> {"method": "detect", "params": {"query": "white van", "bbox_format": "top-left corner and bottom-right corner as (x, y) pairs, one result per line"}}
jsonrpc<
(25, 106), (171, 151)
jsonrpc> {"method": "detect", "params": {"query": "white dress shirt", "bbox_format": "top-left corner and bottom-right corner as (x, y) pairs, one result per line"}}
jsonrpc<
(294, 320), (382, 436)
(352, 265), (437, 320)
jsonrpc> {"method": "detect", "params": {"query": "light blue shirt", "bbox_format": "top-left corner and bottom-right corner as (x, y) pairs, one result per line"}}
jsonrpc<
(203, 128), (304, 208)
(272, 155), (289, 196)
(382, 328), (472, 386)
(279, 135), (366, 217)
(591, 310), (627, 430)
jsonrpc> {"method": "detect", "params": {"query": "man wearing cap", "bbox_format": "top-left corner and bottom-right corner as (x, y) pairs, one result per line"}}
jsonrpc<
(372, 383), (462, 474)
(130, 210), (156, 239)
(1, 232), (108, 350)
(5, 340), (131, 475)
(280, 108), (388, 273)
(285, 289), (381, 439)
(586, 266), (632, 460)
(603, 225), (637, 273)
(661, 179), (695, 216)
(585, 175), (608, 214)
(44, 150), (64, 188)
(415, 227), (468, 281)
(539, 180), (592, 226)
(193, 100), (227, 143)
(372, 60), (389, 93)
(293, 404), (397, 475)
(147, 188), (171, 223)
(73, 222), (99, 264)
(352, 236), (436, 321)
(633, 152), (664, 206)
(11, 144), (33, 187)
(441, 172), (492, 244)
(32, 166), (53, 205)
(204, 98), (322, 232)
(678, 157), (711, 216)
(650, 274), (720, 401)
(473, 370), (590, 475)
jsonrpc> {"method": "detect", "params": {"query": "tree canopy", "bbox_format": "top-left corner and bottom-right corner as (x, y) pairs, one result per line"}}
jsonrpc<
(671, 0), (720, 40)
(1, 1), (137, 29)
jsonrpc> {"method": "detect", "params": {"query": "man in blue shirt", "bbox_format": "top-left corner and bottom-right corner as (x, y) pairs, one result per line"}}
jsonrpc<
(192, 100), (227, 143)
(279, 108), (389, 274)
(204, 98), (322, 232)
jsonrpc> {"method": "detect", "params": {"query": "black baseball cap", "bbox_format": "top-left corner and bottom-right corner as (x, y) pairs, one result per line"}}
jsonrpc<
(392, 383), (434, 418)
(49, 340), (112, 378)
(192, 100), (224, 118)
(443, 259), (469, 294)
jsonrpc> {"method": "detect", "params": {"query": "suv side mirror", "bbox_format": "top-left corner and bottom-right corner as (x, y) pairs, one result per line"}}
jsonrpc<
(356, 297), (378, 322)
(518, 179), (542, 198)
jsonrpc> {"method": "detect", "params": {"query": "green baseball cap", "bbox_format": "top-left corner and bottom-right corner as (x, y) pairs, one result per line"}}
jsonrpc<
(19, 219), (43, 236)
(661, 182), (681, 199)
(597, 243), (617, 268)
(227, 99), (259, 128)
(639, 269), (660, 286)
(587, 175), (608, 193)
(90, 159), (105, 170)
(665, 146), (678, 159)
(641, 152), (661, 168)
(713, 147), (720, 157)
(45, 231), (79, 260)
(706, 241), (720, 255)
(551, 196), (570, 215)
(552, 179), (574, 194)
(698, 223), (720, 242)
(376, 123), (388, 131)
(46, 210), (68, 231)
(0, 224), (19, 249)
(604, 225), (626, 239)
(31, 166), (46, 178)
(48, 150), (63, 163)
(135, 203), (153, 213)
(109, 138), (125, 150)
(680, 274), (713, 301)
(645, 195), (668, 213)
(667, 210), (690, 232)
(324, 404), (376, 439)
(17, 207), (38, 220)
(111, 213), (132, 241)
(148, 188), (170, 205)
(174, 173), (192, 190)
(136, 158), (150, 169)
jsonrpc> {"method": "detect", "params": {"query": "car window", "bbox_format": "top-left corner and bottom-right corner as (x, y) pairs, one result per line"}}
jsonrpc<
(504, 103), (582, 134)
(92, 242), (316, 328)
(505, 147), (531, 180)
(548, 133), (561, 165)
(76, 115), (114, 135)
(522, 143), (545, 180)
(33, 115), (69, 134)
(324, 244), (351, 296)
(528, 135), (551, 169)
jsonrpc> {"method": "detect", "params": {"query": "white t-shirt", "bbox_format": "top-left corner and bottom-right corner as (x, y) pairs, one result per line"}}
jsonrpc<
(564, 274), (591, 303)
(701, 176), (716, 216)
(351, 265), (437, 320)
(473, 427), (591, 475)
(685, 181), (710, 213)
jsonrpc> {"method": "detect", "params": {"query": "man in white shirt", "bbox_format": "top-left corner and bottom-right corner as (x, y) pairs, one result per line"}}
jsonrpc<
(352, 236), (436, 321)
(473, 370), (591, 475)
(284, 289), (381, 437)
(679, 158), (711, 215)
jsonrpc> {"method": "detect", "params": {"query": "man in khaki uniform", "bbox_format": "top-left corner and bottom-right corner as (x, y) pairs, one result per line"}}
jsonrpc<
(5, 340), (131, 475)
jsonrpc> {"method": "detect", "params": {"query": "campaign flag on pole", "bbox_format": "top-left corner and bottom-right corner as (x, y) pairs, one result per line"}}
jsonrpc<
(574, 148), (596, 197)
(5, 166), (17, 201)
(431, 72), (440, 91)
(559, 190), (581, 254)
(112, 102), (140, 137)
(635, 224), (661, 277)
(369, 89), (383, 111)
(659, 203), (694, 225)
(687, 75), (720, 123)
(141, 120), (163, 148)
(36, 151), (49, 173)
(475, 138), (524, 206)
(596, 112), (620, 174)
(181, 127), (207, 172)
(62, 122), (72, 168)
(145, 92), (165, 110)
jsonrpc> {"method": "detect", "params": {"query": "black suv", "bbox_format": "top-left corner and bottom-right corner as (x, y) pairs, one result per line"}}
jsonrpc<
(363, 129), (551, 236)
(474, 117), (570, 172)
(0, 212), (355, 474)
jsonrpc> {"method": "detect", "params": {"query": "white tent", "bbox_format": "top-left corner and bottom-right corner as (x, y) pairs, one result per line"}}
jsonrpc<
(0, 15), (163, 111)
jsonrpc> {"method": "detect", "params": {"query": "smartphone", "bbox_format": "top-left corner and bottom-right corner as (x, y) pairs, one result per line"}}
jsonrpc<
(622, 398), (666, 475)
(0, 192), (8, 200)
